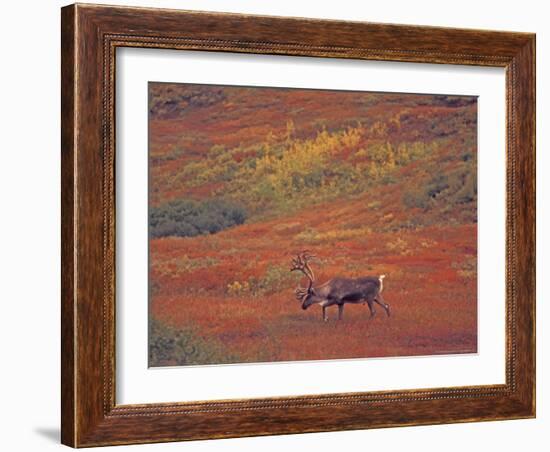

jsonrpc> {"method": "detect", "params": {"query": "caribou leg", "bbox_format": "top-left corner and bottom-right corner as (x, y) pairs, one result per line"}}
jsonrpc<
(374, 294), (391, 317)
(338, 304), (344, 320)
(322, 305), (328, 322)
(365, 299), (376, 318)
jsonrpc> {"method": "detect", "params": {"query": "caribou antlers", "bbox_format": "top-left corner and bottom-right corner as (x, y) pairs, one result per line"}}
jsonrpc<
(290, 251), (316, 300)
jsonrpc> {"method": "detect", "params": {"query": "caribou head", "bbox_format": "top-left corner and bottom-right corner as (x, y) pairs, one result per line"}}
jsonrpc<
(289, 251), (323, 310)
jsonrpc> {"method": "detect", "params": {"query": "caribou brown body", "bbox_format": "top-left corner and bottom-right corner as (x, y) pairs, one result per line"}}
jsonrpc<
(291, 252), (390, 322)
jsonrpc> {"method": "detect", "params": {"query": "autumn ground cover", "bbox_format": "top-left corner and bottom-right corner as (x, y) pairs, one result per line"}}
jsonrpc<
(148, 83), (478, 366)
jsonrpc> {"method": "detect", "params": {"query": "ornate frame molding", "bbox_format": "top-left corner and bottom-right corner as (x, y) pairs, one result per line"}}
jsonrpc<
(62, 4), (535, 447)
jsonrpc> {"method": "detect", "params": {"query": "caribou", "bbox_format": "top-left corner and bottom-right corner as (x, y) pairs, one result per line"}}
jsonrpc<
(290, 251), (390, 322)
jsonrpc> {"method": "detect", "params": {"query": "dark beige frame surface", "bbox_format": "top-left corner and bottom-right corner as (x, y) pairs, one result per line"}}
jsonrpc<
(61, 3), (535, 447)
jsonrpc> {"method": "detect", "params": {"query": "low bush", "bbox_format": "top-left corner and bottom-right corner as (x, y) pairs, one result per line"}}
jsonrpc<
(150, 198), (247, 238)
(149, 318), (240, 366)
(402, 161), (476, 211)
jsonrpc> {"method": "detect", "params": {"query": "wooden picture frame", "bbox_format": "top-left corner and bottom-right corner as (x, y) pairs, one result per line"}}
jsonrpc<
(61, 3), (535, 447)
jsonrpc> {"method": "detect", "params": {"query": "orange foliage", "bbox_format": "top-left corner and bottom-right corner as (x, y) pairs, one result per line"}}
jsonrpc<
(150, 207), (477, 363)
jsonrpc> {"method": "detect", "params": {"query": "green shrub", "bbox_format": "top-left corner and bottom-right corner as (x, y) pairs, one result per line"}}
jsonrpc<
(403, 190), (430, 209)
(402, 163), (476, 211)
(425, 174), (450, 199)
(149, 318), (239, 366)
(150, 198), (247, 238)
(453, 172), (477, 203)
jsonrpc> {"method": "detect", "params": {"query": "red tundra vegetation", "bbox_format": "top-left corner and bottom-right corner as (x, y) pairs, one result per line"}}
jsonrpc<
(148, 82), (477, 367)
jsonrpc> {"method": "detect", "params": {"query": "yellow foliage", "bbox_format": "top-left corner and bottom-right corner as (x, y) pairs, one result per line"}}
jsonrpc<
(171, 119), (439, 219)
(354, 148), (369, 158)
(227, 280), (250, 296)
(369, 121), (388, 138)
(386, 237), (411, 255)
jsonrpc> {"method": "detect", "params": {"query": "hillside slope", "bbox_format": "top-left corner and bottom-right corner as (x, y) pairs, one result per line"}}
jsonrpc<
(148, 83), (478, 366)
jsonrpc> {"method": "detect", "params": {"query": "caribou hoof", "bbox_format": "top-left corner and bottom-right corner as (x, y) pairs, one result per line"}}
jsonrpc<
(385, 305), (391, 317)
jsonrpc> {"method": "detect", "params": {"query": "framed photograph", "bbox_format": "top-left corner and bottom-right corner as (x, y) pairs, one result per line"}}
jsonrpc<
(61, 3), (535, 447)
